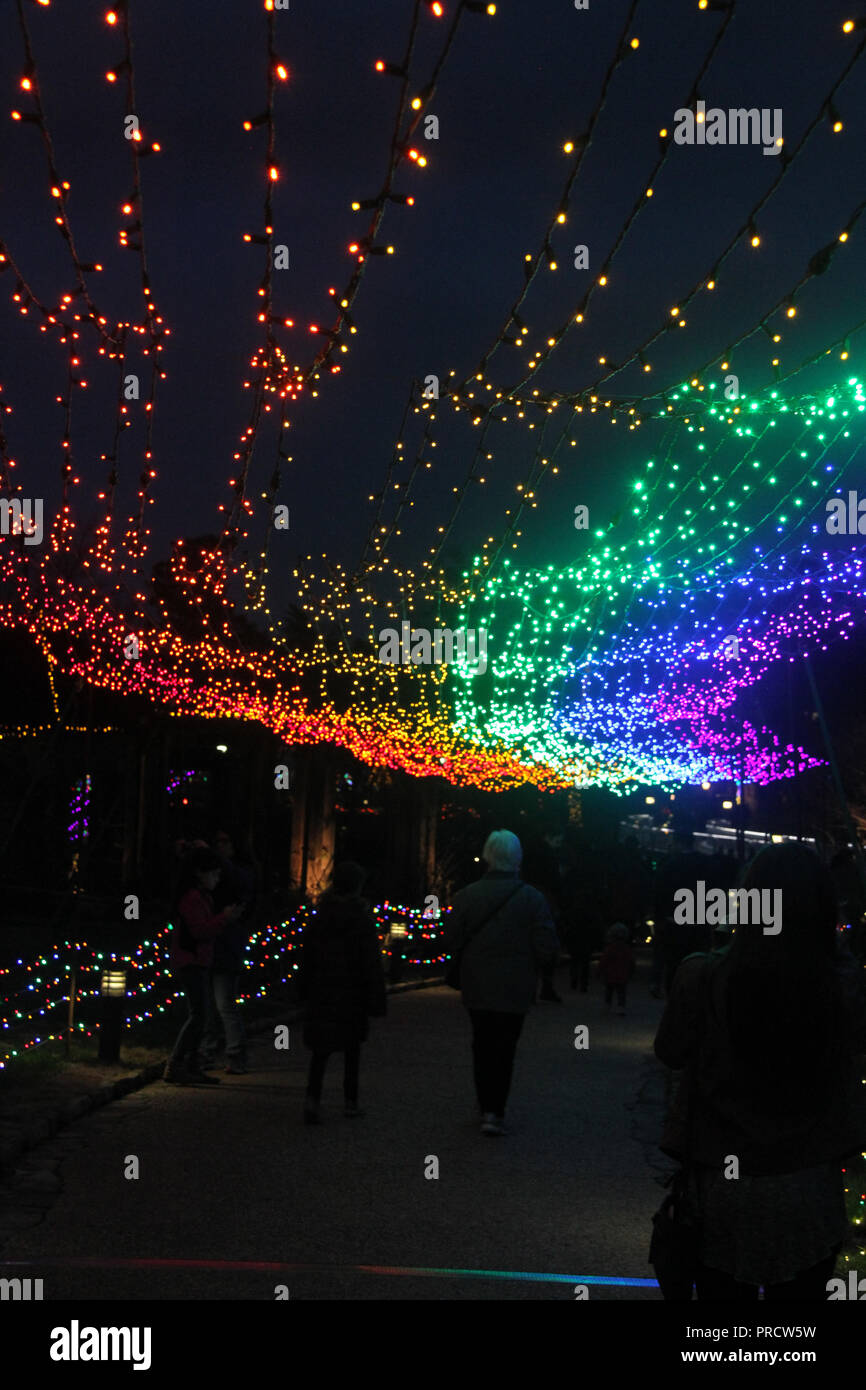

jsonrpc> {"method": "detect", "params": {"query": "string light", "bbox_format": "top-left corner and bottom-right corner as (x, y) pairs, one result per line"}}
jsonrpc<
(3, 2), (866, 804)
(0, 905), (450, 1069)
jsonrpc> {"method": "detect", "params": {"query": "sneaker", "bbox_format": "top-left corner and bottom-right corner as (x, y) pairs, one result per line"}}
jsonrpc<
(539, 991), (563, 1003)
(224, 1061), (247, 1075)
(481, 1113), (505, 1136)
(185, 1067), (220, 1086)
(163, 1061), (189, 1084)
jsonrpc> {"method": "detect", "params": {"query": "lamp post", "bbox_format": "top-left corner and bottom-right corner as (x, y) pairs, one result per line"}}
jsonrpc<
(389, 918), (408, 983)
(98, 964), (128, 1063)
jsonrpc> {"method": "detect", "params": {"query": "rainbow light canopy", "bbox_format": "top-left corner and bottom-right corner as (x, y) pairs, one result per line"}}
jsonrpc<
(2, 4), (866, 792)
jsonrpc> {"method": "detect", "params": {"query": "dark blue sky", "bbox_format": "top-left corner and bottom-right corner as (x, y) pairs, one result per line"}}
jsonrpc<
(2, 0), (864, 612)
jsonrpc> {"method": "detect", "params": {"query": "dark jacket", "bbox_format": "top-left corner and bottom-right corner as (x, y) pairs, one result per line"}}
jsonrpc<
(563, 890), (604, 957)
(212, 858), (257, 972)
(447, 870), (559, 1013)
(170, 889), (231, 970)
(299, 892), (387, 1051)
(655, 948), (866, 1176)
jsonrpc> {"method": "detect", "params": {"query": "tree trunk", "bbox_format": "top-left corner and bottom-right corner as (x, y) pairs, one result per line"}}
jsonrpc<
(305, 744), (336, 899)
(288, 746), (310, 893)
(385, 772), (439, 904)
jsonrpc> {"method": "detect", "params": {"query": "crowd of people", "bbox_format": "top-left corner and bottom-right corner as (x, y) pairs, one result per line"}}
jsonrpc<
(164, 833), (388, 1114)
(163, 830), (256, 1085)
(163, 822), (866, 1301)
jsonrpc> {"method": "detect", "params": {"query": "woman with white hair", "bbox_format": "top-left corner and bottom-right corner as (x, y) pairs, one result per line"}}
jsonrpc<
(446, 829), (559, 1135)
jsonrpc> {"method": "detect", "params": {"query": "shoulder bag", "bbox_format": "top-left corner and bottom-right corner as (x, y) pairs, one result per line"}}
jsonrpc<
(649, 954), (716, 1300)
(444, 882), (524, 989)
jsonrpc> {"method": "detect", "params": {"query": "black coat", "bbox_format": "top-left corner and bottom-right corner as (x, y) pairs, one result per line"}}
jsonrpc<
(299, 893), (387, 1051)
(655, 948), (866, 1175)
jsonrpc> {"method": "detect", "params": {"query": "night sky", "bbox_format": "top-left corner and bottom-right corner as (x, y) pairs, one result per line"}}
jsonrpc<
(2, 0), (865, 613)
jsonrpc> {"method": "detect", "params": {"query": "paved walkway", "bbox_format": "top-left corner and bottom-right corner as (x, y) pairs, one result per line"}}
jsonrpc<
(0, 960), (673, 1300)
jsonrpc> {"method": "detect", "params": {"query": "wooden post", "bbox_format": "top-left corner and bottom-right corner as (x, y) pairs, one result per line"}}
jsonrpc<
(419, 777), (439, 898)
(65, 962), (76, 1059)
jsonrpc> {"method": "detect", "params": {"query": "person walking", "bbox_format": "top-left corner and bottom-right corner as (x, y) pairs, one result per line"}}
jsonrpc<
(447, 829), (559, 1136)
(163, 847), (242, 1086)
(199, 829), (257, 1074)
(528, 828), (565, 1002)
(564, 887), (603, 992)
(299, 862), (386, 1124)
(654, 842), (866, 1300)
(598, 921), (635, 1015)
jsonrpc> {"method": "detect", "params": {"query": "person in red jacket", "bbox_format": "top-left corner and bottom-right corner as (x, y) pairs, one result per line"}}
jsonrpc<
(598, 922), (635, 1016)
(164, 847), (242, 1086)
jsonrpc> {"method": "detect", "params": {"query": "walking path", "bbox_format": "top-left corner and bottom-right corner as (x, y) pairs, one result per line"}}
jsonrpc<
(0, 961), (672, 1300)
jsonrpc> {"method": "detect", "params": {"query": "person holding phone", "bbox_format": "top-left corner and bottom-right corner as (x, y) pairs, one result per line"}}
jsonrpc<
(164, 846), (243, 1086)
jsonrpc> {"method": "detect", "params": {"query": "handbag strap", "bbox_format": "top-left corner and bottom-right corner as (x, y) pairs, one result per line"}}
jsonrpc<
(463, 881), (524, 949)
